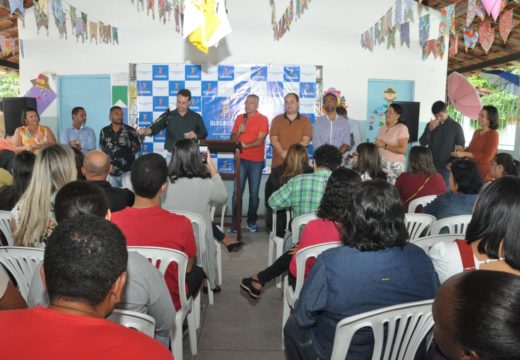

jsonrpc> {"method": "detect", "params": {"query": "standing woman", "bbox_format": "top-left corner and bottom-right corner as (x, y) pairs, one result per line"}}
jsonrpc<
(451, 105), (499, 181)
(12, 107), (56, 152)
(375, 103), (409, 184)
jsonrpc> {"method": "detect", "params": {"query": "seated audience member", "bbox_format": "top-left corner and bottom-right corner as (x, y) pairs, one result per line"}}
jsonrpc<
(12, 107), (57, 152)
(433, 270), (520, 360)
(0, 136), (16, 171)
(241, 168), (361, 299)
(489, 152), (517, 180)
(0, 216), (172, 359)
(12, 144), (77, 247)
(351, 142), (386, 181)
(395, 146), (446, 211)
(111, 153), (205, 310)
(0, 151), (36, 211)
(423, 160), (482, 220)
(284, 180), (440, 360)
(81, 150), (134, 212)
(0, 266), (26, 310)
(163, 139), (241, 290)
(71, 146), (86, 180)
(27, 181), (175, 344)
(265, 143), (313, 237)
(269, 144), (342, 220)
(429, 176), (520, 283)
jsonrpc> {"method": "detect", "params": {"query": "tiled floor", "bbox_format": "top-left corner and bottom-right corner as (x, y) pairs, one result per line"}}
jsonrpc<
(183, 222), (287, 359)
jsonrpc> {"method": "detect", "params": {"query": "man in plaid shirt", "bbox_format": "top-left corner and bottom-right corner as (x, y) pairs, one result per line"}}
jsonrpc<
(268, 144), (343, 218)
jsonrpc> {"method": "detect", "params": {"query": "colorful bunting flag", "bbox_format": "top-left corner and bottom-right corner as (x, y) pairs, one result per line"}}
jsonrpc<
(147, 0), (156, 19)
(439, 4), (455, 37)
(499, 9), (514, 44)
(404, 0), (414, 22)
(395, 0), (402, 26)
(112, 27), (119, 44)
(70, 5), (77, 34)
(387, 26), (396, 49)
(52, 0), (67, 39)
(479, 20), (494, 53)
(464, 27), (479, 51)
(449, 34), (459, 56)
(419, 14), (430, 46)
(90, 21), (98, 44)
(8, 0), (24, 19)
(481, 0), (502, 21)
(33, 0), (49, 34)
(466, 0), (485, 27)
(400, 22), (410, 47)
(386, 8), (393, 31)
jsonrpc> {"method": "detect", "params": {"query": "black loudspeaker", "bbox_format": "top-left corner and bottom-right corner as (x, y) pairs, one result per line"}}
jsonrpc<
(2, 97), (38, 136)
(394, 101), (420, 143)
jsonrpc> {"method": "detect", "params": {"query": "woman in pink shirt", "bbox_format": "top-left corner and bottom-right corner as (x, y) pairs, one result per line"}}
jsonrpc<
(240, 168), (362, 300)
(375, 103), (410, 184)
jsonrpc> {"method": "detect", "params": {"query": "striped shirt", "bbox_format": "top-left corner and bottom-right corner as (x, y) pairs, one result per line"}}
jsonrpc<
(268, 169), (332, 218)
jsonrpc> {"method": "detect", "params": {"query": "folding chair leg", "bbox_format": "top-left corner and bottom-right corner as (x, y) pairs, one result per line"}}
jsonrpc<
(216, 241), (223, 286)
(275, 240), (283, 288)
(281, 290), (291, 350)
(207, 285), (214, 305)
(193, 292), (201, 329)
(268, 237), (274, 266)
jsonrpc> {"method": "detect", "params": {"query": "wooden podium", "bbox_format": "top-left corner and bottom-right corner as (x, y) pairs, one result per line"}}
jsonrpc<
(201, 140), (243, 241)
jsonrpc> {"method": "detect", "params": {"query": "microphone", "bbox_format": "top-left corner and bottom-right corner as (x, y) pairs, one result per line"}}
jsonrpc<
(147, 108), (170, 129)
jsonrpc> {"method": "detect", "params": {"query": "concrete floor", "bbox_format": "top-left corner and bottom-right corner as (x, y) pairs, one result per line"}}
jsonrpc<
(183, 222), (287, 360)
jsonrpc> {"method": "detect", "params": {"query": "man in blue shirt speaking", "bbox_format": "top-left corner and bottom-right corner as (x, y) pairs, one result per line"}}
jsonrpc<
(60, 106), (96, 154)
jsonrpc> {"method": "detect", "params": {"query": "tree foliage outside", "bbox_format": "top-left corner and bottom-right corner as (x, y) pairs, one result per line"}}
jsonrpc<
(0, 71), (20, 99)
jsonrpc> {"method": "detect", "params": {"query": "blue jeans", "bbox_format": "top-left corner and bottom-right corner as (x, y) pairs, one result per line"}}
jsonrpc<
(232, 159), (264, 225)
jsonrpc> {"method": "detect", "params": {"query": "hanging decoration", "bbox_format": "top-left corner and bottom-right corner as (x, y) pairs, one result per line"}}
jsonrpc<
(419, 14), (430, 46)
(387, 26), (396, 49)
(34, 0), (50, 34)
(464, 27), (479, 51)
(466, 0), (485, 27)
(478, 20), (494, 53)
(7, 0), (24, 19)
(449, 34), (459, 56)
(386, 8), (393, 31)
(480, 0), (502, 21)
(0, 36), (17, 56)
(499, 9), (514, 44)
(395, 0), (402, 26)
(25, 0), (120, 45)
(403, 0), (414, 22)
(270, 0), (311, 40)
(400, 22), (410, 47)
(439, 4), (456, 37)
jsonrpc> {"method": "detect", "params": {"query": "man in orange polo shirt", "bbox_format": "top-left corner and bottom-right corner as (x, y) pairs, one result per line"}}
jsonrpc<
(269, 93), (312, 169)
(230, 94), (269, 232)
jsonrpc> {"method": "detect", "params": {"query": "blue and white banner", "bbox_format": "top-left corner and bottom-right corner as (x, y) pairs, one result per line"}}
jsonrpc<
(136, 63), (317, 172)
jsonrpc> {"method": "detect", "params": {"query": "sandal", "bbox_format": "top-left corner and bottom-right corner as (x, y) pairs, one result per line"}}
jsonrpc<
(240, 277), (262, 299)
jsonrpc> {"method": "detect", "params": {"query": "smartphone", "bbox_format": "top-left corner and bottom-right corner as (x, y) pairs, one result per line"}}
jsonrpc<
(199, 145), (208, 164)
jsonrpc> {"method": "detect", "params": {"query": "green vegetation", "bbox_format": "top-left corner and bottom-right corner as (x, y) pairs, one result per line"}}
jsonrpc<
(0, 71), (20, 98)
(448, 72), (519, 130)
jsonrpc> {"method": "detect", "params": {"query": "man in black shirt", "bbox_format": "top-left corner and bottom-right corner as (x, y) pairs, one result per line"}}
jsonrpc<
(419, 101), (465, 185)
(137, 89), (208, 152)
(99, 106), (141, 188)
(81, 150), (135, 212)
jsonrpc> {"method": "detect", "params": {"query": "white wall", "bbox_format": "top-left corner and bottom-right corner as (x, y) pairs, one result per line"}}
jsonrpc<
(19, 0), (448, 127)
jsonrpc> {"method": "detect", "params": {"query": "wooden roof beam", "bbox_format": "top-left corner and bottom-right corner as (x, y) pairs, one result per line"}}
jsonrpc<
(450, 52), (520, 73)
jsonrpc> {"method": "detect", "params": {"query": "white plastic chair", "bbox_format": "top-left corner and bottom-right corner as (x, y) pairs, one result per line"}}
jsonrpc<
(405, 213), (436, 240)
(330, 299), (435, 360)
(0, 211), (14, 246)
(170, 210), (214, 307)
(210, 203), (226, 287)
(268, 209), (291, 288)
(410, 234), (461, 253)
(108, 309), (156, 338)
(282, 241), (342, 345)
(290, 213), (318, 245)
(408, 195), (438, 213)
(0, 246), (44, 300)
(430, 215), (472, 236)
(128, 246), (197, 360)
(268, 209), (291, 266)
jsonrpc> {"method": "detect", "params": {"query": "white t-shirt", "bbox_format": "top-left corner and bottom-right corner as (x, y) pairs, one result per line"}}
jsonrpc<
(428, 241), (464, 284)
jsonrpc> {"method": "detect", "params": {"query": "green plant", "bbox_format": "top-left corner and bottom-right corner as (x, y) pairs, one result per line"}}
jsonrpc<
(0, 71), (20, 98)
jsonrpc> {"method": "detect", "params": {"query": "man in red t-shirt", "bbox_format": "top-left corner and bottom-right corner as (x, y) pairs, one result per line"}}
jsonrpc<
(229, 94), (269, 233)
(0, 216), (172, 359)
(111, 153), (205, 310)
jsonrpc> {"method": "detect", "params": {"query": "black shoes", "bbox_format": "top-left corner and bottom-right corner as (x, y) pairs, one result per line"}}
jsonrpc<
(240, 277), (262, 299)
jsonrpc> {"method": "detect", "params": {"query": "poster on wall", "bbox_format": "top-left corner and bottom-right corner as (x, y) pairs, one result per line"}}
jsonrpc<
(135, 63), (318, 173)
(366, 79), (415, 142)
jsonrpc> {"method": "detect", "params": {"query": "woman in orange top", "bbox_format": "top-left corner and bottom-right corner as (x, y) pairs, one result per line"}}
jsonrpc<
(451, 105), (499, 181)
(13, 107), (56, 152)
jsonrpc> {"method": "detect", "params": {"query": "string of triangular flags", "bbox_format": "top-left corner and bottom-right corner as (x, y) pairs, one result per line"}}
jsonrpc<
(1, 0), (120, 45)
(0, 36), (17, 57)
(270, 0), (311, 41)
(129, 0), (183, 32)
(361, 0), (516, 60)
